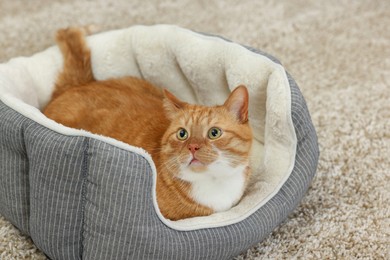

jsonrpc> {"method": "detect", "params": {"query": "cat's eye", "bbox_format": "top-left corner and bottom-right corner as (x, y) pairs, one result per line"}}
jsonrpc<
(208, 127), (222, 139)
(177, 128), (189, 140)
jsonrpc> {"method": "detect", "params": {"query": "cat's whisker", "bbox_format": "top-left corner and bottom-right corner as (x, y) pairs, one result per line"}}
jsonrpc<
(160, 154), (187, 172)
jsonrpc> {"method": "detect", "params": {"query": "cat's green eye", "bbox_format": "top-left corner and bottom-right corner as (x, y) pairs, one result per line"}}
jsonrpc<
(208, 127), (222, 139)
(177, 128), (189, 140)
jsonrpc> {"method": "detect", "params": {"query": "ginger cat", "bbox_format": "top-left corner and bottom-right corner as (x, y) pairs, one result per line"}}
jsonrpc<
(43, 27), (253, 220)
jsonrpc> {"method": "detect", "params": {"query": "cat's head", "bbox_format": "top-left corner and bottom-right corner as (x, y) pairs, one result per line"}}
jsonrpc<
(160, 86), (253, 182)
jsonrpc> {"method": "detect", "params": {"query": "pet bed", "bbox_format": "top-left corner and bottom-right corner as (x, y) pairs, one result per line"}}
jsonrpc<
(0, 25), (319, 259)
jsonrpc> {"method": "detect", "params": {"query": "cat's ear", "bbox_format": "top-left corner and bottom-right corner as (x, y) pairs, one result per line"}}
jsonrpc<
(224, 85), (249, 123)
(163, 89), (187, 118)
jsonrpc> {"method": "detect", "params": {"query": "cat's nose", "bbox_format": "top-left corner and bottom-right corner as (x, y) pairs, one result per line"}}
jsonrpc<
(188, 144), (200, 154)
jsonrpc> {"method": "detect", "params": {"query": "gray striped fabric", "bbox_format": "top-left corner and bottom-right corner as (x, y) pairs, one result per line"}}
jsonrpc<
(0, 105), (30, 235)
(0, 51), (319, 259)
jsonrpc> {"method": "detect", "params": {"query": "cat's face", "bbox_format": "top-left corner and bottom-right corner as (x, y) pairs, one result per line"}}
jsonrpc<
(160, 86), (252, 181)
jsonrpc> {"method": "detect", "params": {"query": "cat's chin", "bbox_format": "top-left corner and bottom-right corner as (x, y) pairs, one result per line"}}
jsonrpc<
(188, 161), (207, 172)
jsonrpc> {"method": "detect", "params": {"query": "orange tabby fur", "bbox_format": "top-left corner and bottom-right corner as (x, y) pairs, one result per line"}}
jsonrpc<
(43, 27), (253, 220)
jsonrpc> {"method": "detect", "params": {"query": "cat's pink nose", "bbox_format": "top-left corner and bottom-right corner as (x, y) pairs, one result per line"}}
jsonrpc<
(188, 144), (200, 154)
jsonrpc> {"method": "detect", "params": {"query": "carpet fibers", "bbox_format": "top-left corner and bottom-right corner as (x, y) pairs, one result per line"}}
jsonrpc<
(0, 0), (389, 259)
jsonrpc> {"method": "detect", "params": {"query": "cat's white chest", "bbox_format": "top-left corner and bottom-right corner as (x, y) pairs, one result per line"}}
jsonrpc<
(179, 160), (247, 212)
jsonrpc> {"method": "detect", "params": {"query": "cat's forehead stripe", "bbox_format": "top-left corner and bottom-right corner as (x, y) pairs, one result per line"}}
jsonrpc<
(182, 107), (220, 125)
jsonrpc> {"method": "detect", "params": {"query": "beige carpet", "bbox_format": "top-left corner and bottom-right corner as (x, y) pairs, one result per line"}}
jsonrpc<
(1, 0), (389, 259)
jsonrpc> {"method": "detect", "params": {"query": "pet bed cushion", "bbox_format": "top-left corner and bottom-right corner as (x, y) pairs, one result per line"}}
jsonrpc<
(0, 25), (319, 259)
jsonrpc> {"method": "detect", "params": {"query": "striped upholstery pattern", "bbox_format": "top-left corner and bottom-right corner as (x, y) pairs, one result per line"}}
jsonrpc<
(0, 105), (30, 235)
(0, 51), (319, 259)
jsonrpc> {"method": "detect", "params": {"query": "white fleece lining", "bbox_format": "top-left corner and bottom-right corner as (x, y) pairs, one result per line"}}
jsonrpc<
(0, 25), (297, 231)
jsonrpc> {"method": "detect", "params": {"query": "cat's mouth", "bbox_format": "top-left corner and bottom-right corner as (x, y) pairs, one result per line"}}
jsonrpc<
(188, 156), (207, 171)
(189, 158), (202, 165)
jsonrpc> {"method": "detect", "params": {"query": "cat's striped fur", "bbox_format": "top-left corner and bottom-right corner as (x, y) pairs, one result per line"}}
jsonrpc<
(43, 27), (253, 220)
